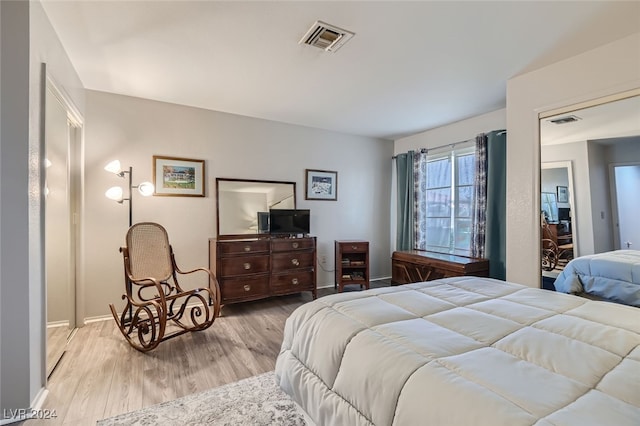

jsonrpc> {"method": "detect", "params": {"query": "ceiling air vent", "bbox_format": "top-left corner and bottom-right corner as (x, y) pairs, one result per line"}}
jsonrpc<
(299, 20), (355, 52)
(549, 115), (582, 124)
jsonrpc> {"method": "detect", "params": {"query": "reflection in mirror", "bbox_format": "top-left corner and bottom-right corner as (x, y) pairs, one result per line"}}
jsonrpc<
(541, 192), (559, 223)
(540, 92), (640, 283)
(216, 178), (296, 236)
(45, 82), (78, 376)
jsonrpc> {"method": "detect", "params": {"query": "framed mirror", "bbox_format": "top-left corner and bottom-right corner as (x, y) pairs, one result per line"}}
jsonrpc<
(540, 90), (640, 283)
(216, 178), (296, 237)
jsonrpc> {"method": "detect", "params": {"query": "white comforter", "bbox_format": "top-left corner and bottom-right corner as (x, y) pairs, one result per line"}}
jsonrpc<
(553, 250), (640, 306)
(275, 277), (640, 426)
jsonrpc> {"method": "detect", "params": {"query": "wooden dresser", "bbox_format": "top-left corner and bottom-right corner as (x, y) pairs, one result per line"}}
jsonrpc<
(209, 236), (317, 305)
(391, 250), (489, 285)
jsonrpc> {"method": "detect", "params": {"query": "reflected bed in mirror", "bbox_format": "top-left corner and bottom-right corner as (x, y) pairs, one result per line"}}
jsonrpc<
(216, 178), (296, 237)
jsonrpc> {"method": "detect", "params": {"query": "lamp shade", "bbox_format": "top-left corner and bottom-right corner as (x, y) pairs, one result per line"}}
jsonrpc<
(104, 160), (122, 174)
(137, 181), (155, 196)
(105, 186), (124, 202)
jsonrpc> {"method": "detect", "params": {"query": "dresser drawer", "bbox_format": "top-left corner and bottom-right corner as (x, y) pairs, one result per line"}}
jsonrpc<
(218, 240), (270, 255)
(219, 255), (270, 277)
(220, 276), (270, 302)
(272, 251), (314, 272)
(271, 238), (314, 252)
(271, 271), (314, 294)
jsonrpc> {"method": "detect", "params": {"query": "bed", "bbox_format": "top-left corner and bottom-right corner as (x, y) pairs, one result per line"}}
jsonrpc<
(275, 276), (640, 426)
(553, 250), (640, 307)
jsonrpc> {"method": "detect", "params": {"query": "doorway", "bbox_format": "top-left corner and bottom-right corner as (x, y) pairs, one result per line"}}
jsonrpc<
(611, 163), (640, 250)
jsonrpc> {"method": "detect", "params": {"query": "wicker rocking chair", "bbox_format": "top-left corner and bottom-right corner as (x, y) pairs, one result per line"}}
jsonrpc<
(109, 222), (220, 352)
(541, 219), (574, 272)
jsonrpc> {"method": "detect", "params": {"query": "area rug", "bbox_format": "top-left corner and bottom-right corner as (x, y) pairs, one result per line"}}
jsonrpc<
(97, 371), (309, 425)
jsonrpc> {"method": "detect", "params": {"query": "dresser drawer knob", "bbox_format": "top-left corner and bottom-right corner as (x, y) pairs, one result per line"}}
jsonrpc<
(243, 284), (251, 292)
(292, 278), (299, 285)
(243, 246), (251, 252)
(243, 262), (251, 270)
(291, 258), (300, 266)
(352, 245), (359, 250)
(292, 242), (299, 249)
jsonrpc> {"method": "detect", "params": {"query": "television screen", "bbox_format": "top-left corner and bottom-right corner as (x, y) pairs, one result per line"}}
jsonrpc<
(269, 209), (310, 235)
(558, 208), (571, 221)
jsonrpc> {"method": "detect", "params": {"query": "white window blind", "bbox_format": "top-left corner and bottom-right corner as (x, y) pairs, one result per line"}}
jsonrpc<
(422, 145), (476, 255)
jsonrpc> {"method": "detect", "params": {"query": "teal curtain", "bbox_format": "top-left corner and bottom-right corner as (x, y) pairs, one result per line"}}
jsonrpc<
(396, 151), (415, 250)
(485, 130), (507, 280)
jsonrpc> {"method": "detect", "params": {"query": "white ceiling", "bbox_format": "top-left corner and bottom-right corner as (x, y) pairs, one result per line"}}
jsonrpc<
(541, 95), (640, 146)
(41, 1), (640, 140)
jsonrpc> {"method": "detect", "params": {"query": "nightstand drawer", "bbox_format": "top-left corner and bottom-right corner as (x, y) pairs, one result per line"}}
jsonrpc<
(340, 242), (369, 253)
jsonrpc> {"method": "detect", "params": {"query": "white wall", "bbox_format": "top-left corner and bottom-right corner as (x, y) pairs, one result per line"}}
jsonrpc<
(506, 32), (640, 288)
(84, 90), (393, 319)
(394, 109), (506, 154)
(1, 0), (32, 415)
(587, 142), (614, 254)
(605, 137), (640, 163)
(540, 168), (569, 206)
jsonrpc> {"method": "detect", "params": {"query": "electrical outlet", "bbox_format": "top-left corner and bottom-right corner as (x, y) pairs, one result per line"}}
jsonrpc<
(320, 255), (327, 265)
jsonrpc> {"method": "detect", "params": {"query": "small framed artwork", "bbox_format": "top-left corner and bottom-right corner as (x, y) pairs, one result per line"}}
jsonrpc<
(153, 155), (205, 197)
(557, 185), (568, 203)
(305, 169), (338, 201)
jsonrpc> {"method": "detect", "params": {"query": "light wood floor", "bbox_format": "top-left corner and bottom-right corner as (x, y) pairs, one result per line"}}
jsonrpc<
(27, 281), (389, 426)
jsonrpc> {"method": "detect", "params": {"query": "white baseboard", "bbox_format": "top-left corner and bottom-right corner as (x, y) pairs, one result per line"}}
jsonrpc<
(47, 320), (70, 328)
(0, 388), (49, 425)
(84, 314), (113, 324)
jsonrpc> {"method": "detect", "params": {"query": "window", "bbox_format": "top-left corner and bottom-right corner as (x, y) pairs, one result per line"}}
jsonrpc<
(418, 145), (476, 255)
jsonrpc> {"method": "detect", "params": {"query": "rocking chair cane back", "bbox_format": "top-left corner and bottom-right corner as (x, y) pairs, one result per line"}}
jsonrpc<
(109, 222), (221, 352)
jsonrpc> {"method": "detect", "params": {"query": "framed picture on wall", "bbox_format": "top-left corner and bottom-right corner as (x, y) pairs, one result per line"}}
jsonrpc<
(305, 169), (338, 201)
(557, 185), (568, 203)
(153, 155), (205, 197)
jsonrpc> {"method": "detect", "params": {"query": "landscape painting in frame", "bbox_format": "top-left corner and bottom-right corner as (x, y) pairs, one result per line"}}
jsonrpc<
(153, 156), (205, 197)
(305, 169), (338, 201)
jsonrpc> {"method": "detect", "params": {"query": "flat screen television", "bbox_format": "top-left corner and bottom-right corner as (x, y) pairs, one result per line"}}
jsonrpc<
(269, 209), (310, 235)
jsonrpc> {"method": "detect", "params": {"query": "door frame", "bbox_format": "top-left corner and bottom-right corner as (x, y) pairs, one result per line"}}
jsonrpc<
(541, 160), (578, 258)
(609, 161), (640, 250)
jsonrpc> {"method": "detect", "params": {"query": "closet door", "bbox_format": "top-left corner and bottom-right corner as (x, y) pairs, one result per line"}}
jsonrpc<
(45, 86), (76, 376)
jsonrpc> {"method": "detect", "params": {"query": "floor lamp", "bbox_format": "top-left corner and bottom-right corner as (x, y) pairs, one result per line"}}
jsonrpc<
(104, 160), (154, 323)
(104, 160), (154, 227)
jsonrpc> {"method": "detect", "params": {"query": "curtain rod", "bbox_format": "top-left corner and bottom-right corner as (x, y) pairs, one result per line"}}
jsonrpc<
(391, 139), (472, 160)
(391, 129), (506, 159)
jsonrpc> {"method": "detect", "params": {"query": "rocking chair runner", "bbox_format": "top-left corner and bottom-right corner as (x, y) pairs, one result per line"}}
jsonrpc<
(109, 222), (221, 352)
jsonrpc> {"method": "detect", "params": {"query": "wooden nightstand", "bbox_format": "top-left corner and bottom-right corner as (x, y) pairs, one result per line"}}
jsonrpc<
(335, 240), (369, 292)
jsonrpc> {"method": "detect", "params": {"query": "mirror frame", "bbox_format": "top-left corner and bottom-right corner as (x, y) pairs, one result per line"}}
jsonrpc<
(538, 88), (640, 275)
(215, 177), (297, 239)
